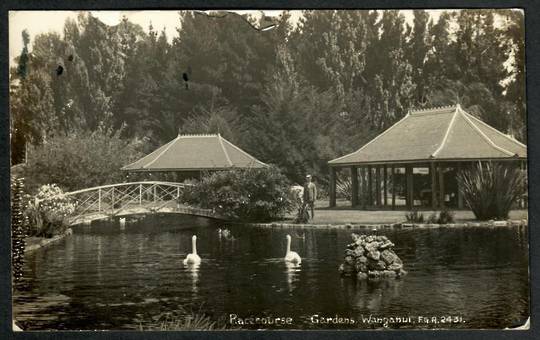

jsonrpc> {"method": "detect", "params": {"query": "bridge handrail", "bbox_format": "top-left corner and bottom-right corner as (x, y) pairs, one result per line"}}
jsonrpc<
(41, 181), (192, 200)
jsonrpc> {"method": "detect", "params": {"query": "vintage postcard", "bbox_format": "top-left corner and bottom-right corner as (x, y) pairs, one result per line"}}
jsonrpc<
(9, 8), (529, 331)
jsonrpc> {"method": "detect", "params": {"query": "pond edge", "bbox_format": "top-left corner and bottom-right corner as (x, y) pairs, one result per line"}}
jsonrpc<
(24, 228), (73, 253)
(233, 219), (528, 230)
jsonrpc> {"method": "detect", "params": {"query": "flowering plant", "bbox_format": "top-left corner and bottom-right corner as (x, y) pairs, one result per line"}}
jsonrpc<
(25, 184), (75, 237)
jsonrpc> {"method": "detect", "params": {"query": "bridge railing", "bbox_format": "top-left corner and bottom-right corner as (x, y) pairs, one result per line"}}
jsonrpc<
(50, 181), (192, 223)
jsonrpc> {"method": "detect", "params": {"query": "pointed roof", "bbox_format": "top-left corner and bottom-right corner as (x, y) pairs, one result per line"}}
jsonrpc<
(329, 105), (526, 166)
(122, 134), (268, 171)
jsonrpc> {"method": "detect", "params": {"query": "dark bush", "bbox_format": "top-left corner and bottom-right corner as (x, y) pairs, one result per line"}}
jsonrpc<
(457, 162), (526, 220)
(405, 210), (424, 223)
(180, 166), (293, 222)
(427, 209), (455, 224)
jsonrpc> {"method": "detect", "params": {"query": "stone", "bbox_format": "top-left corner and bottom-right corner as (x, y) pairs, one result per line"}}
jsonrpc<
(388, 262), (403, 271)
(397, 268), (408, 277)
(355, 263), (368, 273)
(367, 250), (381, 261)
(379, 240), (394, 250)
(354, 246), (365, 257)
(368, 258), (386, 271)
(364, 242), (376, 252)
(368, 270), (381, 278)
(375, 260), (387, 271)
(339, 263), (355, 275)
(345, 249), (355, 256)
(380, 249), (397, 264)
(357, 272), (368, 280)
(356, 256), (368, 264)
(382, 270), (397, 278)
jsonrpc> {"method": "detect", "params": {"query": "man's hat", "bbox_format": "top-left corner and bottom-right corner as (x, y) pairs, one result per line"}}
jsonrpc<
(306, 174), (312, 178)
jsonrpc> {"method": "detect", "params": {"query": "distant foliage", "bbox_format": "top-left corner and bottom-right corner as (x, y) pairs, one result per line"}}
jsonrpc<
(405, 210), (424, 223)
(180, 167), (293, 222)
(24, 127), (144, 192)
(25, 184), (75, 237)
(457, 162), (526, 220)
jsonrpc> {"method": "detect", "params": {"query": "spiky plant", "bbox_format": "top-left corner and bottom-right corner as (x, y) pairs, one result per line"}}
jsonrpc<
(140, 306), (236, 330)
(457, 162), (526, 220)
(336, 175), (352, 201)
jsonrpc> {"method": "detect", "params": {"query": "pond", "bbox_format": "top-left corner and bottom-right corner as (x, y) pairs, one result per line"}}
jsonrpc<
(13, 215), (529, 330)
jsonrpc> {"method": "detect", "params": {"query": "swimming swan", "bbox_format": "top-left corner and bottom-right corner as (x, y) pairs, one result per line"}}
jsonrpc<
(183, 235), (201, 265)
(284, 234), (301, 264)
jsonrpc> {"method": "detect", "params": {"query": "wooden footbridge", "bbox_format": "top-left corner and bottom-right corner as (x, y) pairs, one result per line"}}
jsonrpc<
(53, 181), (227, 225)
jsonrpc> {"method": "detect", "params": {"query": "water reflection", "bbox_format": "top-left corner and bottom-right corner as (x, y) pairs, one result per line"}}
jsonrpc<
(184, 263), (200, 295)
(340, 276), (404, 311)
(285, 261), (301, 293)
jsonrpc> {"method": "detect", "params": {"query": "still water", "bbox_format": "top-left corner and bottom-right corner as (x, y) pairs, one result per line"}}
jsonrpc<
(14, 215), (529, 330)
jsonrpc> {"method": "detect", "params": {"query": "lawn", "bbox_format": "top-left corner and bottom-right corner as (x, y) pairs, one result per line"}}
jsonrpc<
(282, 199), (528, 225)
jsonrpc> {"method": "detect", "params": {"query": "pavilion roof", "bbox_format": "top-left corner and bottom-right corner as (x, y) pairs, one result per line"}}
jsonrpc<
(122, 134), (268, 171)
(329, 104), (527, 166)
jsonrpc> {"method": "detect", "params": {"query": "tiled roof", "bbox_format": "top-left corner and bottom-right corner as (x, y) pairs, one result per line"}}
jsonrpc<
(122, 134), (268, 171)
(329, 105), (527, 166)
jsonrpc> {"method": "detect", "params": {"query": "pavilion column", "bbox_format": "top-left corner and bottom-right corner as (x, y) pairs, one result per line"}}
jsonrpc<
(406, 165), (413, 209)
(375, 166), (381, 207)
(361, 167), (367, 209)
(350, 166), (359, 207)
(329, 167), (337, 208)
(367, 165), (373, 207)
(431, 162), (437, 210)
(457, 162), (464, 209)
(391, 165), (396, 210)
(383, 165), (388, 207)
(438, 163), (445, 209)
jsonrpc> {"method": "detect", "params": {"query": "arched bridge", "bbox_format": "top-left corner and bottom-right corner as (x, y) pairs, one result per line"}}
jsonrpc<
(57, 181), (227, 225)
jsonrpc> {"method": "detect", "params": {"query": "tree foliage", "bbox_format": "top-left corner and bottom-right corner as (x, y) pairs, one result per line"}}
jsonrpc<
(24, 127), (144, 191)
(10, 10), (526, 189)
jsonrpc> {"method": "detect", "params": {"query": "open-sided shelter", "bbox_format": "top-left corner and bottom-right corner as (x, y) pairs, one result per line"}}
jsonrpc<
(327, 105), (527, 210)
(122, 134), (267, 179)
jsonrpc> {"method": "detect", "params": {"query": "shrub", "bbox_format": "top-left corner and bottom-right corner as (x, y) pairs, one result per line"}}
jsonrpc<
(405, 210), (424, 223)
(180, 166), (293, 222)
(24, 184), (75, 237)
(427, 209), (455, 224)
(457, 162), (526, 220)
(23, 126), (144, 192)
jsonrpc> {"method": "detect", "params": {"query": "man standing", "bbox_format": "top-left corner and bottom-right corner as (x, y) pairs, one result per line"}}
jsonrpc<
(303, 174), (317, 220)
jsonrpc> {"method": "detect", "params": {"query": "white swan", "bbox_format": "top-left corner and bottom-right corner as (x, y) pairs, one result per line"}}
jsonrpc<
(284, 234), (301, 264)
(183, 235), (201, 265)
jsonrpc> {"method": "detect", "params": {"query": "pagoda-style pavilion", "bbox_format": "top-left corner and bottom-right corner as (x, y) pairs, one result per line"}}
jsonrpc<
(327, 105), (527, 210)
(122, 134), (267, 179)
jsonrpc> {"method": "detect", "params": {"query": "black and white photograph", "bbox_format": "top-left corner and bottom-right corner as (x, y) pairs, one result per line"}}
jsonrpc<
(7, 7), (530, 332)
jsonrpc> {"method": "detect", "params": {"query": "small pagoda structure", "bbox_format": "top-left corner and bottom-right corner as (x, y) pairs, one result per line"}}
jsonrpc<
(327, 105), (527, 210)
(122, 134), (267, 179)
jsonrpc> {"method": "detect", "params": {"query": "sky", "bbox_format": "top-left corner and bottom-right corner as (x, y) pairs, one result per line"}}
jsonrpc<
(8, 9), (448, 66)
